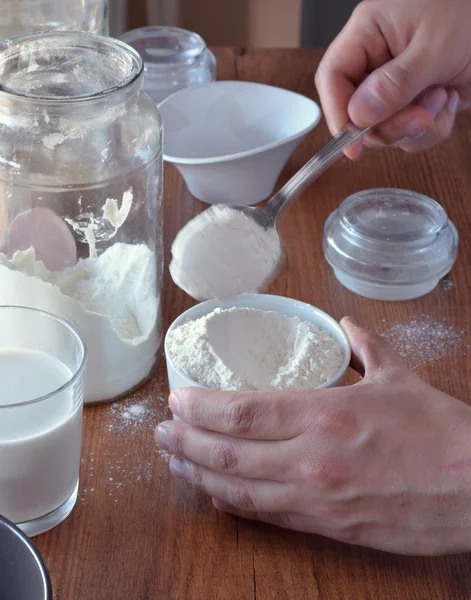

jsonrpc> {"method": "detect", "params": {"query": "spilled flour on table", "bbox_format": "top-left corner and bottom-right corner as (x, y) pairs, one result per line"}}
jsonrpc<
(107, 393), (169, 435)
(378, 314), (467, 369)
(79, 390), (172, 505)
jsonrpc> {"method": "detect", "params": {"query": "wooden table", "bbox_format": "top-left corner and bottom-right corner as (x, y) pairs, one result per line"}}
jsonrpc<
(36, 48), (471, 600)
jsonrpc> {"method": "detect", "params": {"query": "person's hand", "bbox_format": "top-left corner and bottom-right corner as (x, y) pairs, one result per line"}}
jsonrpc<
(315, 0), (471, 158)
(156, 318), (471, 556)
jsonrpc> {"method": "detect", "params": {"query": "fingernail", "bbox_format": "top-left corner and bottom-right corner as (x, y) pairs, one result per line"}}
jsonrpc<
(169, 392), (181, 417)
(404, 119), (430, 139)
(346, 317), (360, 327)
(156, 424), (170, 451)
(447, 91), (460, 115)
(351, 87), (386, 122)
(170, 456), (187, 479)
(420, 89), (447, 117)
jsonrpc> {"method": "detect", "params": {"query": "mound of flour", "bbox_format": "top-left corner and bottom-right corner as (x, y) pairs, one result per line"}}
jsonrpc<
(166, 307), (344, 391)
(170, 205), (282, 300)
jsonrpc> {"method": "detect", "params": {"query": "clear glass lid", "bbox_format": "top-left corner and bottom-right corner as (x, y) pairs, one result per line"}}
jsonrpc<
(323, 188), (458, 284)
(121, 26), (208, 67)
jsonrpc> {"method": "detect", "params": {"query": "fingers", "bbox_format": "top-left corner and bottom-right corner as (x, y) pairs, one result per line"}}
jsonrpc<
(169, 457), (293, 513)
(363, 105), (434, 148)
(363, 87), (447, 147)
(315, 3), (391, 137)
(340, 317), (404, 380)
(169, 388), (312, 440)
(348, 41), (438, 128)
(212, 500), (364, 546)
(363, 87), (454, 150)
(212, 499), (315, 533)
(155, 420), (296, 480)
(399, 90), (460, 152)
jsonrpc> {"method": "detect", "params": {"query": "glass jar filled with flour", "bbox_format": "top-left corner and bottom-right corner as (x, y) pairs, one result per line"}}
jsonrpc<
(0, 32), (163, 405)
(0, 0), (108, 40)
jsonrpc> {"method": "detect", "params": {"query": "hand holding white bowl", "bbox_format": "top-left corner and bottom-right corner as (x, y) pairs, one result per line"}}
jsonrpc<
(156, 318), (471, 556)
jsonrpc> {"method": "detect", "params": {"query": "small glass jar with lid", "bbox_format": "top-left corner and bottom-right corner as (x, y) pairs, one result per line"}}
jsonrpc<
(323, 188), (459, 301)
(0, 31), (163, 405)
(0, 0), (108, 40)
(120, 26), (217, 104)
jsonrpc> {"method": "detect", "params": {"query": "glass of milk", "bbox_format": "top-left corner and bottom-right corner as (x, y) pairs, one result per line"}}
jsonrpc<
(0, 306), (87, 537)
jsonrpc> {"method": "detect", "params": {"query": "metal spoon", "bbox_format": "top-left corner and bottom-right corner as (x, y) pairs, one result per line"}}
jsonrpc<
(233, 124), (370, 229)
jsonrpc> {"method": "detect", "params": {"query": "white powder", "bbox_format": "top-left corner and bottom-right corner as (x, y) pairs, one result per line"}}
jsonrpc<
(42, 132), (66, 150)
(170, 205), (282, 300)
(167, 307), (344, 391)
(379, 315), (466, 370)
(0, 243), (160, 404)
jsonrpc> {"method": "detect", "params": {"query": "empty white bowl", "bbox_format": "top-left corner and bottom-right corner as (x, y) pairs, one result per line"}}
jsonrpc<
(158, 81), (322, 205)
(165, 294), (351, 404)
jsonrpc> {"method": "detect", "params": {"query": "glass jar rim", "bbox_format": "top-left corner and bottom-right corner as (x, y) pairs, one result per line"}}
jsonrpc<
(121, 26), (208, 67)
(338, 188), (448, 243)
(0, 31), (143, 102)
(0, 305), (88, 409)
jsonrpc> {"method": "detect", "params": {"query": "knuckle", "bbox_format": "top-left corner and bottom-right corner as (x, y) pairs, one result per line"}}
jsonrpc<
(310, 405), (355, 438)
(335, 524), (363, 545)
(314, 65), (325, 88)
(210, 442), (239, 474)
(230, 482), (257, 511)
(226, 398), (256, 434)
(265, 512), (292, 529)
(171, 427), (185, 455)
(301, 458), (347, 489)
(350, 1), (371, 23)
(189, 465), (203, 488)
(187, 394), (204, 425)
(375, 64), (415, 103)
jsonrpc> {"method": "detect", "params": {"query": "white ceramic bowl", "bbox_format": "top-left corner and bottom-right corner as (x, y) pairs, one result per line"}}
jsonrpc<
(165, 294), (351, 402)
(158, 81), (322, 205)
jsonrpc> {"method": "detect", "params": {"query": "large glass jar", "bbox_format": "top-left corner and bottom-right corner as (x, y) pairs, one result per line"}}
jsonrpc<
(0, 0), (108, 40)
(0, 32), (163, 405)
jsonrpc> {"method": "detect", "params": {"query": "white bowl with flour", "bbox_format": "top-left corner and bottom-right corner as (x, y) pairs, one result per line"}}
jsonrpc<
(165, 294), (351, 404)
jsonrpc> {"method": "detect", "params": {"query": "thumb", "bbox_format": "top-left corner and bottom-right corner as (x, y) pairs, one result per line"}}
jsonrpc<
(340, 317), (404, 380)
(348, 43), (437, 127)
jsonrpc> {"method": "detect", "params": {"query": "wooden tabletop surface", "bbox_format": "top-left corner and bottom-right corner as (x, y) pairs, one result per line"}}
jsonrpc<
(35, 48), (471, 600)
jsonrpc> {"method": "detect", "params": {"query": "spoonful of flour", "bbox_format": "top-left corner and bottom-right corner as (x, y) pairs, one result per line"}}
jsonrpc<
(169, 205), (282, 300)
(170, 127), (370, 300)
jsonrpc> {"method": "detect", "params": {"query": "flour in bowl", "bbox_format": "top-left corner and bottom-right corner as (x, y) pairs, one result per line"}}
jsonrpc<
(169, 205), (282, 300)
(166, 307), (344, 391)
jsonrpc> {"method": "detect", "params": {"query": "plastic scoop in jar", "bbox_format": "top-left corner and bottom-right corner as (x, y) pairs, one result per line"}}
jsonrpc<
(8, 207), (77, 270)
(206, 308), (294, 388)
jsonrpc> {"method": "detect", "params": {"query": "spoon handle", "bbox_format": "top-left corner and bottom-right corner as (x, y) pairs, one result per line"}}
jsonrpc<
(267, 124), (370, 216)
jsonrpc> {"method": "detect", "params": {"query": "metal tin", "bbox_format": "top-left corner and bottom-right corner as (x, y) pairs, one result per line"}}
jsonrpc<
(0, 514), (52, 600)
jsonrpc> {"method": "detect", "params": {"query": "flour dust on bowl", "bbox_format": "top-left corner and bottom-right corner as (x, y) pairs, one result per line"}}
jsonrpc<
(165, 294), (351, 415)
(159, 81), (322, 205)
(0, 32), (164, 404)
(323, 188), (459, 301)
(0, 306), (87, 537)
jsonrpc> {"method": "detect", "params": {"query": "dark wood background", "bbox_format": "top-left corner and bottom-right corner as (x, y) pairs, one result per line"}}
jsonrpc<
(35, 48), (471, 600)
